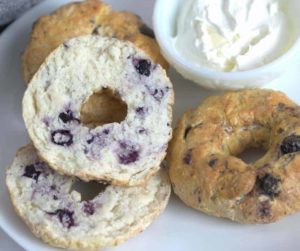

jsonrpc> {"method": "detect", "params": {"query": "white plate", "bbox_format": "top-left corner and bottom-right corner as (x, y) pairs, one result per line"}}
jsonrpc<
(1, 1), (300, 251)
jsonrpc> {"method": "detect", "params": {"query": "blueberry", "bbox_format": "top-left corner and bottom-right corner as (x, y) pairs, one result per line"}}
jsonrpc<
(118, 141), (140, 165)
(83, 201), (95, 215)
(51, 130), (73, 146)
(136, 107), (146, 116)
(23, 164), (41, 182)
(280, 135), (300, 155)
(183, 149), (192, 165)
(119, 151), (139, 164)
(103, 129), (110, 135)
(138, 128), (146, 134)
(59, 112), (70, 123)
(146, 85), (165, 102)
(87, 135), (95, 144)
(59, 110), (80, 124)
(48, 209), (75, 229)
(208, 158), (218, 168)
(84, 148), (89, 154)
(151, 89), (164, 102)
(257, 174), (280, 198)
(134, 59), (151, 76)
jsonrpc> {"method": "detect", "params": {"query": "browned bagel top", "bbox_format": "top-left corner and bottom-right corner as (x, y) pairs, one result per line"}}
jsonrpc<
(168, 89), (300, 223)
(22, 0), (168, 84)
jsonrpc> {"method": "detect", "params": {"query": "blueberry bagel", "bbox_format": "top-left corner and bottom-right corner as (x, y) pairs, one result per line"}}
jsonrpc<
(6, 145), (171, 250)
(22, 0), (168, 84)
(23, 36), (174, 186)
(168, 89), (300, 223)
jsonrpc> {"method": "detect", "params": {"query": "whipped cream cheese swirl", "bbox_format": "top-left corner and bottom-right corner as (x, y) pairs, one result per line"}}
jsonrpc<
(175, 0), (294, 71)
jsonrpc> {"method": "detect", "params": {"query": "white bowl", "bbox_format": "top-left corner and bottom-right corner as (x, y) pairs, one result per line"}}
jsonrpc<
(153, 0), (300, 90)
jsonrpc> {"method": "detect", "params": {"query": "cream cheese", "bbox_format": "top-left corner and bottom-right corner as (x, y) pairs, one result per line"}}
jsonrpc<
(175, 0), (294, 71)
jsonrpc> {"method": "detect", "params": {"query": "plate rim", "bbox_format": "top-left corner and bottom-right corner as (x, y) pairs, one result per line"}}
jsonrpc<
(1, 1), (300, 251)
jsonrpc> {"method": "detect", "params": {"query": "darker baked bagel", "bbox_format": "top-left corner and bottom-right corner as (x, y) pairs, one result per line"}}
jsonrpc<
(22, 0), (168, 84)
(168, 89), (300, 224)
(21, 0), (169, 129)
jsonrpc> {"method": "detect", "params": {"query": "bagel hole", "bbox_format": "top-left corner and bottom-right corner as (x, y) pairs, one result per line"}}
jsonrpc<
(80, 88), (128, 128)
(237, 148), (266, 164)
(71, 180), (108, 201)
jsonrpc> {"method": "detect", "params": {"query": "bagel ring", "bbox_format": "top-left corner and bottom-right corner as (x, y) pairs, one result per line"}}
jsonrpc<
(23, 36), (174, 186)
(168, 89), (300, 223)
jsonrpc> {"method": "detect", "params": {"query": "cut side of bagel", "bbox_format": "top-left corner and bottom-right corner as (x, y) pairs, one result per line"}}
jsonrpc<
(6, 144), (171, 250)
(23, 36), (174, 186)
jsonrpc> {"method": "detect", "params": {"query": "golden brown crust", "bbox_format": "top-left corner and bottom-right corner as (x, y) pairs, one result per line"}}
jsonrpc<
(22, 0), (168, 84)
(168, 89), (300, 223)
